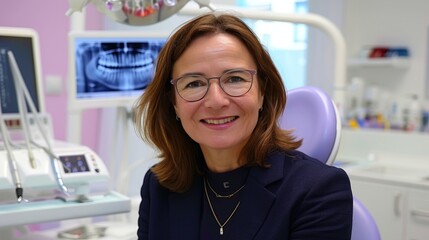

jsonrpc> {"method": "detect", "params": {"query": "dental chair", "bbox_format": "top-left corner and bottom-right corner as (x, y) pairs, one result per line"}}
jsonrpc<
(280, 86), (381, 240)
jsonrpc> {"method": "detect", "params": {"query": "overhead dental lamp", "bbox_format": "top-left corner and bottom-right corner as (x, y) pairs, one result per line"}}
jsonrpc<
(66, 0), (214, 26)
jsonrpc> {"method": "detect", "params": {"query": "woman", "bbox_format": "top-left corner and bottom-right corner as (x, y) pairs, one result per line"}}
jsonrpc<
(134, 12), (353, 240)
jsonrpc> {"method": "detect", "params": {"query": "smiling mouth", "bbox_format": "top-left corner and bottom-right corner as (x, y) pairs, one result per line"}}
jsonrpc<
(203, 116), (238, 125)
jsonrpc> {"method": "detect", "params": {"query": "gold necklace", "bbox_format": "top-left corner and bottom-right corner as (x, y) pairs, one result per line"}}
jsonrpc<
(206, 179), (245, 198)
(203, 178), (241, 236)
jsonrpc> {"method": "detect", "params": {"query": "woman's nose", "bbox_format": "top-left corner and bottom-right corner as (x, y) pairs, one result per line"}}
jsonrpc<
(203, 80), (229, 108)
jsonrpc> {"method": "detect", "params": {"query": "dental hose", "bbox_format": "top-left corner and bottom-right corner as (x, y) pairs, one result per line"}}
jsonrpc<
(0, 96), (24, 203)
(7, 51), (69, 195)
(10, 51), (37, 169)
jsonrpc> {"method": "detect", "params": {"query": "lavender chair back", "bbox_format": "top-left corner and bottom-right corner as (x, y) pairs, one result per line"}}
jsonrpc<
(351, 198), (381, 240)
(279, 86), (340, 165)
(281, 86), (381, 240)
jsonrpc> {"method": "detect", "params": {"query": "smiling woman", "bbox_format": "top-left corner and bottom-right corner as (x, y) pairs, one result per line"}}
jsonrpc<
(171, 32), (263, 171)
(133, 12), (352, 240)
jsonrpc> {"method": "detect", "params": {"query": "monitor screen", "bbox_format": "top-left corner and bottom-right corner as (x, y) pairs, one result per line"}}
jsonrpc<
(59, 154), (90, 173)
(0, 27), (43, 121)
(68, 31), (168, 110)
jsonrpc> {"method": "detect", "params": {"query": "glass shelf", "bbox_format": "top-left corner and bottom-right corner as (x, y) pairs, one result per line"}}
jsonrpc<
(348, 58), (410, 68)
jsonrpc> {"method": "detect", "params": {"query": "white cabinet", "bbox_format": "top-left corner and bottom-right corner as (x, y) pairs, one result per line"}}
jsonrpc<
(348, 176), (429, 240)
(338, 129), (429, 239)
(406, 189), (429, 240)
(350, 179), (405, 240)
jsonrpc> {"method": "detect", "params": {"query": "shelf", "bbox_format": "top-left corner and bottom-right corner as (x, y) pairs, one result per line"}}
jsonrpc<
(0, 191), (130, 227)
(348, 58), (410, 68)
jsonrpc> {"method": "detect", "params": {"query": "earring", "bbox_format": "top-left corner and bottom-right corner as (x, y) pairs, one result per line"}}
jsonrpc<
(176, 115), (180, 121)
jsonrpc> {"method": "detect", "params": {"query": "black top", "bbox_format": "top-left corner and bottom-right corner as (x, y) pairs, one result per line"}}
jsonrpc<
(200, 166), (250, 239)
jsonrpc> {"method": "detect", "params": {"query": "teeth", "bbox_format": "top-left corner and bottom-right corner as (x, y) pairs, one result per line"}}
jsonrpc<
(205, 117), (236, 125)
(84, 47), (155, 90)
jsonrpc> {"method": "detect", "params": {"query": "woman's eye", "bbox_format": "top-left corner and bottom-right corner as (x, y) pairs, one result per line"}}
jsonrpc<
(184, 79), (206, 89)
(225, 76), (245, 83)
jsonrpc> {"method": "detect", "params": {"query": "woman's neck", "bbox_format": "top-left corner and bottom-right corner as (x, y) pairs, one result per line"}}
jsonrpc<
(201, 147), (242, 173)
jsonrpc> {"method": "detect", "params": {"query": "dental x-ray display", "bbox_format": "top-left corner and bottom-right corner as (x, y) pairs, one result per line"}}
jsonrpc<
(0, 27), (43, 117)
(68, 31), (167, 109)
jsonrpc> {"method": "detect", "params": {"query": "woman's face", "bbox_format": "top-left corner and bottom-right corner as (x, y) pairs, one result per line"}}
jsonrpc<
(172, 33), (264, 155)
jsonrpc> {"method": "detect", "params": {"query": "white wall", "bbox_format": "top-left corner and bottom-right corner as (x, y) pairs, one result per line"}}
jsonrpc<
(344, 0), (429, 101)
(306, 0), (345, 95)
(307, 0), (429, 107)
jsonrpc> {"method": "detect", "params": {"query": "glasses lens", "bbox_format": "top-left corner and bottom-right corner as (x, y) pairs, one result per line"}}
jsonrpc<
(220, 70), (253, 96)
(176, 75), (208, 101)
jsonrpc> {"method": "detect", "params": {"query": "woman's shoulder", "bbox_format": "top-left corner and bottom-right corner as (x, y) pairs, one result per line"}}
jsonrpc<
(270, 149), (335, 167)
(142, 165), (163, 189)
(141, 165), (173, 198)
(264, 150), (352, 197)
(268, 150), (350, 181)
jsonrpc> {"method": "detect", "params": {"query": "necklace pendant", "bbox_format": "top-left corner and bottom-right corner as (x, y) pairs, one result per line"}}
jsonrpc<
(220, 227), (224, 235)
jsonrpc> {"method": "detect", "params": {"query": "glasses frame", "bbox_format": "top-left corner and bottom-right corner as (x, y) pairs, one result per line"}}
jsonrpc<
(170, 69), (257, 102)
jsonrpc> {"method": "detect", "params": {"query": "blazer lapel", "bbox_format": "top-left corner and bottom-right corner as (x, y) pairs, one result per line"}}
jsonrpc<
(228, 151), (285, 239)
(168, 151), (285, 239)
(170, 176), (203, 239)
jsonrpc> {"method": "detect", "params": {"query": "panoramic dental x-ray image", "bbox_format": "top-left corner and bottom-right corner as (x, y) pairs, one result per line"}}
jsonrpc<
(75, 39), (164, 96)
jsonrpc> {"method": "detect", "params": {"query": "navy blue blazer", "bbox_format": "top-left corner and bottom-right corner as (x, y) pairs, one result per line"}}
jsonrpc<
(137, 150), (353, 240)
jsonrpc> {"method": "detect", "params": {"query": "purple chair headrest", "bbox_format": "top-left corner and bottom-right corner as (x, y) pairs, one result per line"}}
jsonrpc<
(280, 86), (341, 165)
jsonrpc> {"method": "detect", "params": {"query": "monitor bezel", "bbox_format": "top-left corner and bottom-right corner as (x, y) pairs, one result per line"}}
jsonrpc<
(0, 26), (45, 121)
(67, 30), (169, 110)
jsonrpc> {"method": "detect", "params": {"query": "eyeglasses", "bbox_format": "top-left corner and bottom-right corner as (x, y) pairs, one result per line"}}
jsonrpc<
(170, 69), (257, 102)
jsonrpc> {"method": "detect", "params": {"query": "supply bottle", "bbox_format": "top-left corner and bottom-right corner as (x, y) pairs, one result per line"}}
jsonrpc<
(406, 94), (422, 132)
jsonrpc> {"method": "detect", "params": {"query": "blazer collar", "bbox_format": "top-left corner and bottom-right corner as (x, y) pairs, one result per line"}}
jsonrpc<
(227, 151), (285, 239)
(169, 151), (285, 239)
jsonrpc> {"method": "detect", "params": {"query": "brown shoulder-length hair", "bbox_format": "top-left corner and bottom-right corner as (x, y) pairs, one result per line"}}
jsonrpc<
(134, 12), (302, 193)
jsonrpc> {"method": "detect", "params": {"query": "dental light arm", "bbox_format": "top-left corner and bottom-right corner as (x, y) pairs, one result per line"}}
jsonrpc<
(66, 0), (91, 16)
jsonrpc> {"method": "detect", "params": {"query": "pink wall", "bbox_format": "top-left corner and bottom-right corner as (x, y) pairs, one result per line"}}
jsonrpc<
(0, 1), (103, 150)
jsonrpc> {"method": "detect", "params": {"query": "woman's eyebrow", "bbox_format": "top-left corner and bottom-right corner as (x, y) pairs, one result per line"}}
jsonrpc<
(178, 68), (246, 78)
(179, 72), (206, 77)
